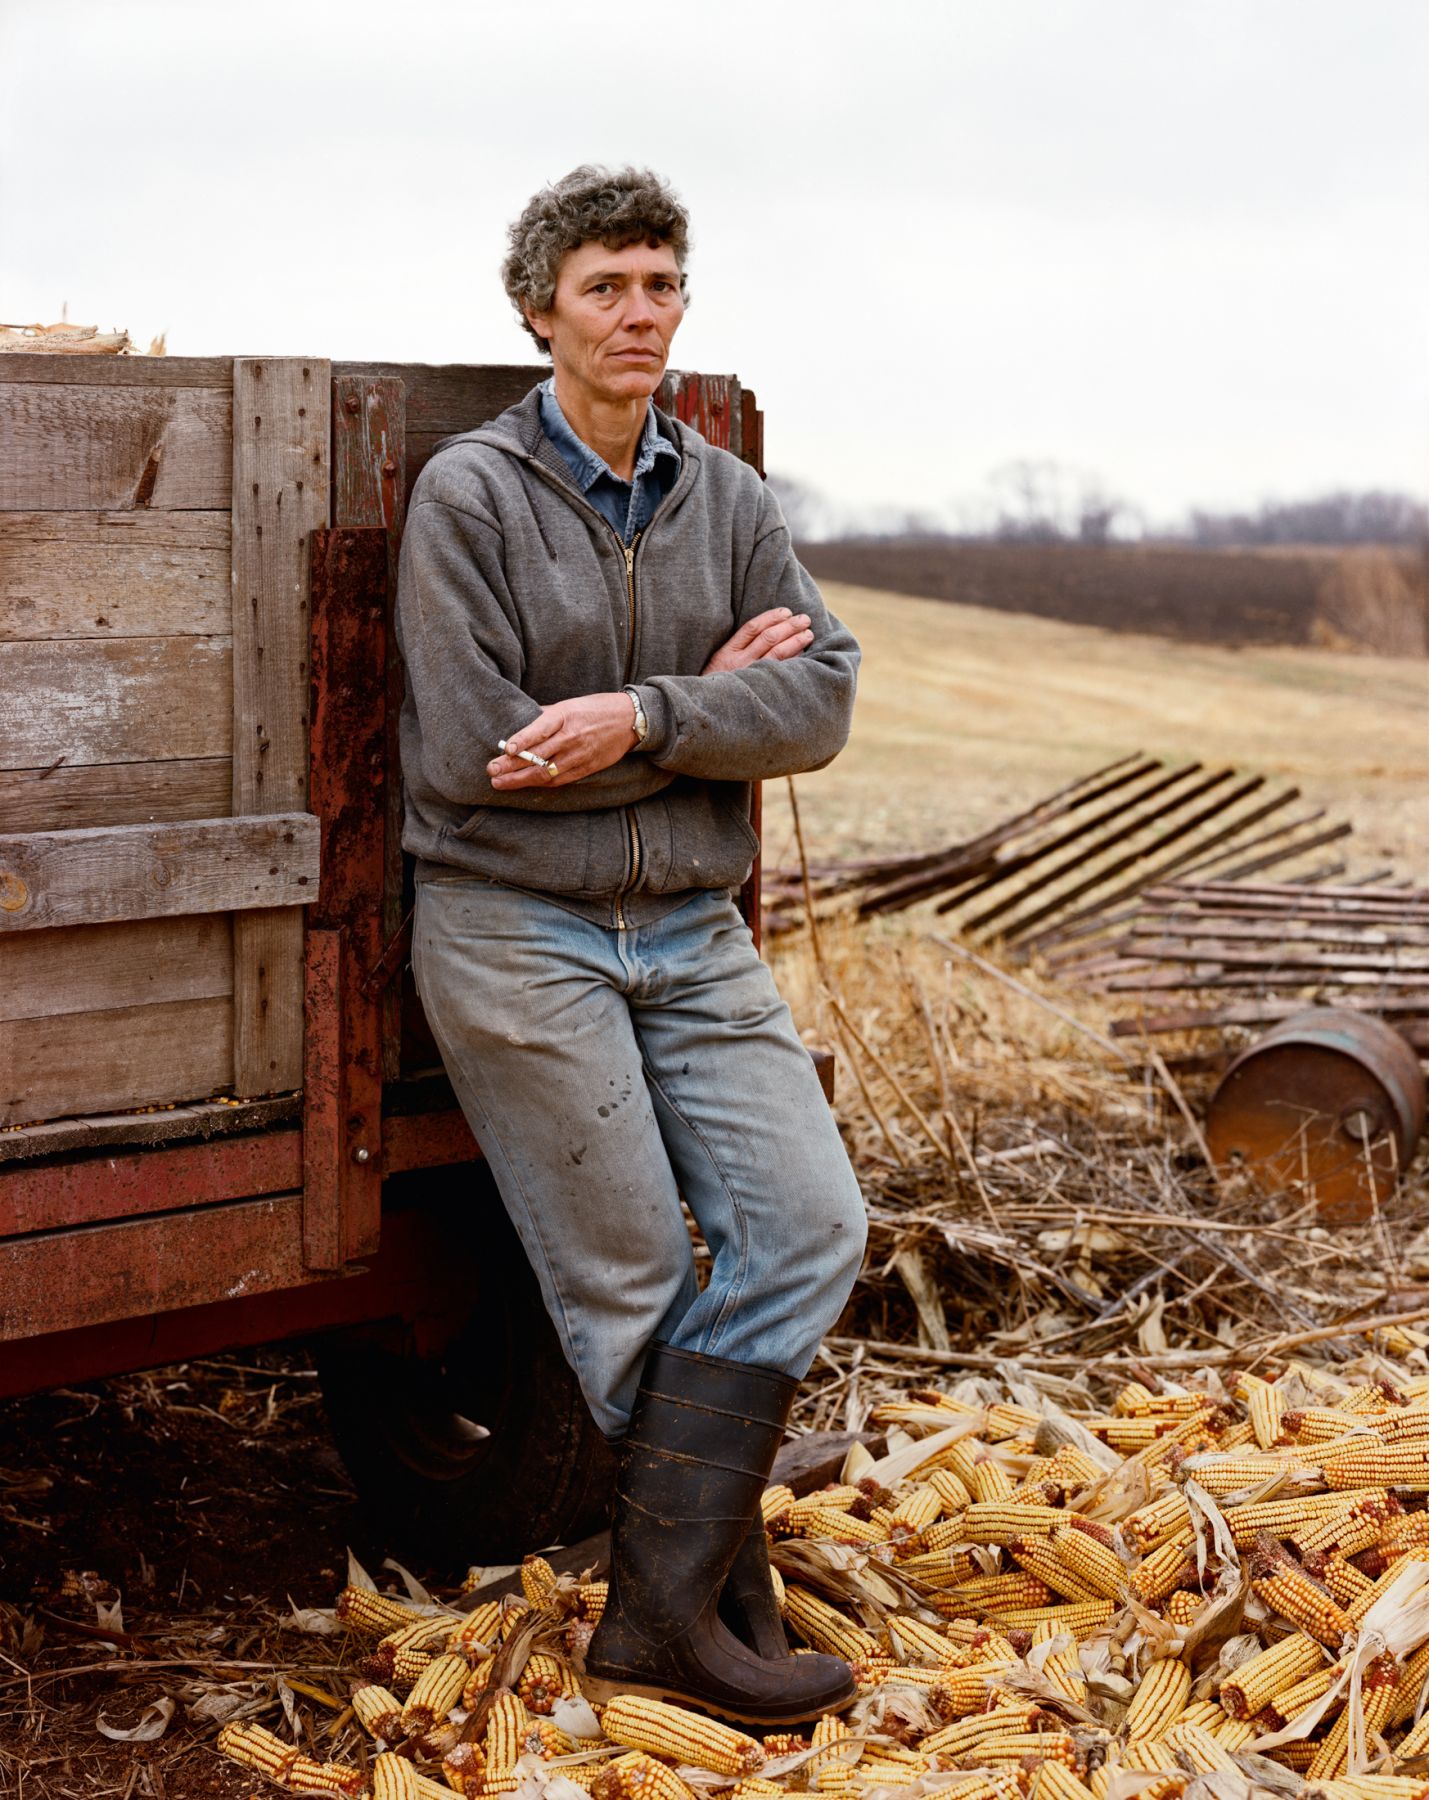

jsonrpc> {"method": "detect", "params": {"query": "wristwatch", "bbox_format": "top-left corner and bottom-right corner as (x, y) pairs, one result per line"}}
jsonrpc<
(623, 685), (648, 745)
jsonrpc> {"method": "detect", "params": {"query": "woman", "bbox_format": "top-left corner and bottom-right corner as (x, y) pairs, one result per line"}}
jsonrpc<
(396, 165), (867, 1723)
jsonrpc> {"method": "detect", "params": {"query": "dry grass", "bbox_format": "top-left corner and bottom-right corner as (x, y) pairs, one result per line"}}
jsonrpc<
(765, 582), (1429, 883)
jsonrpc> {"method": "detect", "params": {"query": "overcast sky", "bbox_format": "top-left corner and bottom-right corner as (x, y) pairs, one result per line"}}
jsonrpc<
(2, 0), (1424, 528)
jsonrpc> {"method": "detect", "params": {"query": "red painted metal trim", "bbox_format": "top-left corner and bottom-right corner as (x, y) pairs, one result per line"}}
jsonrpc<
(381, 1109), (481, 1176)
(0, 1192), (339, 1346)
(0, 1191), (489, 1400)
(0, 1132), (302, 1239)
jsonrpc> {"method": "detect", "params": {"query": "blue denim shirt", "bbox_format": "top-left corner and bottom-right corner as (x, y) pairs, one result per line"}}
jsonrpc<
(538, 377), (681, 545)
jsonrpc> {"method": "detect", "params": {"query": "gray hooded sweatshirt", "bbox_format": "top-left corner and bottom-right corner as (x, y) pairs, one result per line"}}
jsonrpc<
(395, 384), (860, 929)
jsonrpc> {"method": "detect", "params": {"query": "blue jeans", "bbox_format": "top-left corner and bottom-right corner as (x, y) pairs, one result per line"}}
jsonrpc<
(411, 880), (868, 1437)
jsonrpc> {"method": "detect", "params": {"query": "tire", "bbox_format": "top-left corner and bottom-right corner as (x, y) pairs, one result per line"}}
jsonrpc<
(315, 1168), (615, 1567)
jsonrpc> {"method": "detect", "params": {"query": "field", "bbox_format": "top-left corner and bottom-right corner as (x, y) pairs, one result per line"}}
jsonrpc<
(764, 579), (1429, 885)
(798, 538), (1429, 656)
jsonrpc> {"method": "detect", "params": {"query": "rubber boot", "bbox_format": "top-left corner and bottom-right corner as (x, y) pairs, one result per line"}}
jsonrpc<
(719, 1523), (790, 1660)
(584, 1343), (854, 1725)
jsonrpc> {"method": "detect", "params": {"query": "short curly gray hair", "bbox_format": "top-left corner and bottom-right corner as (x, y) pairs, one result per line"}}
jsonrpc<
(502, 164), (691, 356)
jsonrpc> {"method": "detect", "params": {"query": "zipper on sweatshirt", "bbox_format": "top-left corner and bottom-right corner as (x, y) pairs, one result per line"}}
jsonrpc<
(614, 531), (643, 930)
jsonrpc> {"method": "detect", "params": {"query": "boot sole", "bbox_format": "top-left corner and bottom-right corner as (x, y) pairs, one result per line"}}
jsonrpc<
(581, 1671), (857, 1726)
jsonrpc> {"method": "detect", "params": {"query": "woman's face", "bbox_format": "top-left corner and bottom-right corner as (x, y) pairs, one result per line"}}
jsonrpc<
(526, 238), (685, 406)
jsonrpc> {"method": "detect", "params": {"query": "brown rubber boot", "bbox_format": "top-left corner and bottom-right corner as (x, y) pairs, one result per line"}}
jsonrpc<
(583, 1344), (854, 1725)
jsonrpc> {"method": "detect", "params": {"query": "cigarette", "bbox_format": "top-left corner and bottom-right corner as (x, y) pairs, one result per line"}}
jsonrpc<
(497, 739), (558, 775)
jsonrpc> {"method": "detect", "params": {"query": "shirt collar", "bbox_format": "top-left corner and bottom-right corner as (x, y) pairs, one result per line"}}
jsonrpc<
(538, 377), (679, 493)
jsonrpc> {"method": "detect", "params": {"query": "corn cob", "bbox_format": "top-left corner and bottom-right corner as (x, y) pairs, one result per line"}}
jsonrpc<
(956, 1569), (1056, 1612)
(390, 1645), (434, 1687)
(985, 1403), (1042, 1440)
(1255, 1659), (1348, 1729)
(961, 1503), (1067, 1545)
(803, 1505), (890, 1546)
(1008, 1535), (1101, 1603)
(438, 1741), (484, 1799)
(970, 1459), (1017, 1504)
(336, 1586), (432, 1638)
(578, 1581), (610, 1623)
(1388, 1639), (1429, 1725)
(400, 1650), (469, 1735)
(933, 1667), (1006, 1717)
(217, 1722), (301, 1785)
(1053, 1521), (1128, 1600)
(1326, 1558), (1379, 1611)
(1393, 1712), (1429, 1763)
(1130, 1539), (1197, 1605)
(460, 1655), (495, 1710)
(733, 1783), (790, 1800)
(352, 1683), (405, 1742)
(1220, 1632), (1327, 1718)
(909, 1522), (975, 1560)
(761, 1483), (796, 1526)
(1311, 1783), (1429, 1800)
(372, 1752), (420, 1800)
(1209, 1716), (1257, 1750)
(1119, 1739), (1181, 1773)
(531, 1719), (576, 1758)
(518, 1651), (580, 1714)
(1251, 1535), (1355, 1644)
(1123, 1493), (1193, 1554)
(808, 1712), (854, 1772)
(593, 1751), (699, 1800)
(1325, 1444), (1429, 1491)
(988, 1598), (1115, 1638)
(1163, 1591), (1204, 1626)
(499, 1597), (532, 1639)
(1284, 1408), (1381, 1445)
(891, 1485), (944, 1539)
(922, 1704), (1043, 1759)
(1186, 1454), (1301, 1500)
(520, 1555), (559, 1606)
(760, 1733), (811, 1757)
(1225, 1491), (1390, 1547)
(483, 1689), (532, 1774)
(1124, 1657), (1192, 1739)
(601, 1697), (764, 1777)
(1032, 1619), (1086, 1705)
(284, 1754), (366, 1796)
(1251, 1384), (1287, 1449)
(1163, 1721), (1239, 1775)
(781, 1586), (882, 1660)
(974, 1732), (1078, 1767)
(929, 1469), (975, 1514)
(447, 1600), (503, 1654)
(1307, 1655), (1400, 1778)
(1026, 1762), (1098, 1800)
(849, 1652), (897, 1688)
(887, 1615), (961, 1665)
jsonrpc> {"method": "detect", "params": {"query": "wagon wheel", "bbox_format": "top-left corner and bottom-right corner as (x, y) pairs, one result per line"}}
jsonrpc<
(315, 1171), (614, 1567)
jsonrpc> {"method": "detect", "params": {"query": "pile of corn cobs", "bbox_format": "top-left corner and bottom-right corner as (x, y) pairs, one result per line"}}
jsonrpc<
(220, 1355), (1429, 1800)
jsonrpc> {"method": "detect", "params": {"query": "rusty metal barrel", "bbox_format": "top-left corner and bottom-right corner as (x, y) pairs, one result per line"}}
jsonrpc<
(1205, 1007), (1426, 1221)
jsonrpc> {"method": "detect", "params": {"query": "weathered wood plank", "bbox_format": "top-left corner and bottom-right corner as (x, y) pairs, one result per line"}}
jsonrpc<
(0, 637), (231, 769)
(0, 994), (233, 1129)
(0, 1092), (298, 1166)
(0, 510), (230, 548)
(0, 1191), (337, 1342)
(231, 358), (330, 1095)
(0, 814), (319, 932)
(0, 758), (233, 832)
(0, 538), (229, 639)
(0, 354), (234, 389)
(0, 383), (231, 510)
(0, 914), (233, 1021)
(334, 361), (539, 496)
(331, 377), (407, 1080)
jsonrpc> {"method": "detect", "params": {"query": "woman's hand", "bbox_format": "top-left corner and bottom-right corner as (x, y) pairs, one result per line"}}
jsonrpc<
(702, 607), (812, 674)
(488, 692), (637, 789)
